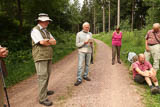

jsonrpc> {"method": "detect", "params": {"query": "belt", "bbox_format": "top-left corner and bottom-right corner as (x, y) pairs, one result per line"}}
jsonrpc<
(148, 44), (157, 46)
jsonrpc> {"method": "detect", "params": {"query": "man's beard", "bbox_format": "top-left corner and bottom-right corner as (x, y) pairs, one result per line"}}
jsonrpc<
(141, 61), (144, 64)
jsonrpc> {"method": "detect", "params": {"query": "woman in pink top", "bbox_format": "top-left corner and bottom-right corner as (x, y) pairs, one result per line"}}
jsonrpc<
(112, 27), (122, 65)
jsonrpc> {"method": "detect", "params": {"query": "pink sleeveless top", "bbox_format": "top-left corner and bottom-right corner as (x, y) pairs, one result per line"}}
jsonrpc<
(112, 31), (122, 46)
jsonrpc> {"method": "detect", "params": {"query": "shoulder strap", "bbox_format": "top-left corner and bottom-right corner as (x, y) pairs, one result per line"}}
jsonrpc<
(34, 26), (50, 39)
(153, 33), (160, 43)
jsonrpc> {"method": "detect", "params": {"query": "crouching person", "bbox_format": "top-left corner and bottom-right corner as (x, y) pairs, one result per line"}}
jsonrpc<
(132, 53), (160, 94)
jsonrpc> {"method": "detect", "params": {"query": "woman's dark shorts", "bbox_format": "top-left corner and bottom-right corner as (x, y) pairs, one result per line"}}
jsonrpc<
(134, 74), (145, 84)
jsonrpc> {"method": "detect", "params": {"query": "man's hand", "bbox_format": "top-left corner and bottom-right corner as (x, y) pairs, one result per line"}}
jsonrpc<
(146, 46), (150, 52)
(148, 72), (152, 77)
(147, 69), (156, 77)
(40, 39), (50, 46)
(84, 39), (93, 45)
(0, 47), (8, 58)
(136, 68), (150, 77)
(142, 71), (150, 77)
(49, 38), (56, 45)
(145, 40), (150, 52)
(84, 41), (88, 44)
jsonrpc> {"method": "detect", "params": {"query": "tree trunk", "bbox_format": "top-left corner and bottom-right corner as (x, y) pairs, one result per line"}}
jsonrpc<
(72, 24), (74, 32)
(93, 6), (96, 34)
(131, 0), (134, 31)
(117, 0), (120, 27)
(103, 5), (105, 32)
(108, 1), (110, 32)
(152, 2), (154, 23)
(17, 0), (23, 33)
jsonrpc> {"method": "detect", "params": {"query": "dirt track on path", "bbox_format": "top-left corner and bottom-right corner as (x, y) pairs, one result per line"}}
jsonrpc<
(8, 39), (144, 107)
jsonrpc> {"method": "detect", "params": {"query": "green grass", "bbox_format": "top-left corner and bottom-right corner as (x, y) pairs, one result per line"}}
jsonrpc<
(94, 31), (160, 107)
(5, 60), (35, 87)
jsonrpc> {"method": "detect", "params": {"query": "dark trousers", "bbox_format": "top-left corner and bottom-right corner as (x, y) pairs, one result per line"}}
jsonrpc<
(112, 45), (121, 63)
(134, 74), (145, 84)
(90, 47), (94, 64)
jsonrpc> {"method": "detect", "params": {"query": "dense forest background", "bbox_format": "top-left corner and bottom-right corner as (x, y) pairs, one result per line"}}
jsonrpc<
(0, 0), (160, 86)
(1, 0), (160, 47)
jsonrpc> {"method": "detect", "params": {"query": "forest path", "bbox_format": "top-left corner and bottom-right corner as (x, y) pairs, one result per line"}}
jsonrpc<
(8, 39), (144, 107)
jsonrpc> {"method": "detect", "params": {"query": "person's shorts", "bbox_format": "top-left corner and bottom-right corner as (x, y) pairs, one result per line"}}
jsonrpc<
(134, 74), (145, 84)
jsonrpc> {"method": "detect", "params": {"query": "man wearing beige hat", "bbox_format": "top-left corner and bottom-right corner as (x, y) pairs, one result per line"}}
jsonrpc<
(31, 13), (56, 106)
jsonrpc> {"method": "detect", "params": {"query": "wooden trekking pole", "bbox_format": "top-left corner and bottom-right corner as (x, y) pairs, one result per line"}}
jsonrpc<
(0, 62), (10, 107)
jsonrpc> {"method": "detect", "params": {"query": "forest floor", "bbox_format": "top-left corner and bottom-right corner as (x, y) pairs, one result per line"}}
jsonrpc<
(7, 39), (145, 107)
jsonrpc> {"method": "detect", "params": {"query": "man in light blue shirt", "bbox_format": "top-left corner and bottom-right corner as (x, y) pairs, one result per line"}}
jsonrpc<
(75, 22), (93, 86)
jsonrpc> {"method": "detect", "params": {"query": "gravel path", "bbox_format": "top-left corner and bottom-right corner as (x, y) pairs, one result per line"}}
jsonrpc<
(7, 39), (144, 107)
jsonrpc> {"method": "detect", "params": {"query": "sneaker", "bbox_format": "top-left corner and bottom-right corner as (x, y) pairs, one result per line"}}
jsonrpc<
(39, 99), (53, 106)
(83, 77), (91, 81)
(74, 80), (82, 86)
(151, 87), (159, 95)
(47, 91), (54, 96)
(155, 86), (160, 89)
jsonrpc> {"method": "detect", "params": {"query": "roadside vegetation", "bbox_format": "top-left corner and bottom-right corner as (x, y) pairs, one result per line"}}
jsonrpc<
(94, 28), (160, 107)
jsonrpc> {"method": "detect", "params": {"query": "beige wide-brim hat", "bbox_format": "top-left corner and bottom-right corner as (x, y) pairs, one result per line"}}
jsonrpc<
(35, 16), (52, 22)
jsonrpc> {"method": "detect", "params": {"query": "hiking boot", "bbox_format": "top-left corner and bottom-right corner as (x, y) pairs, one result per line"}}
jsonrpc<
(39, 99), (53, 106)
(151, 87), (159, 95)
(118, 61), (121, 64)
(47, 90), (54, 96)
(155, 86), (160, 94)
(74, 80), (82, 86)
(83, 77), (91, 81)
(112, 62), (115, 65)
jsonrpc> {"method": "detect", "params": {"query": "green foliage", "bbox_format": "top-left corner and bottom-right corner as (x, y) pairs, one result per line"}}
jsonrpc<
(51, 32), (76, 63)
(120, 19), (131, 31)
(0, 0), (82, 32)
(68, 0), (82, 32)
(145, 6), (160, 25)
(5, 60), (35, 87)
(79, 0), (155, 32)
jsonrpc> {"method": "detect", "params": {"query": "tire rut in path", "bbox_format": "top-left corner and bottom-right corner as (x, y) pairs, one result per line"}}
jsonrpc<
(8, 39), (144, 107)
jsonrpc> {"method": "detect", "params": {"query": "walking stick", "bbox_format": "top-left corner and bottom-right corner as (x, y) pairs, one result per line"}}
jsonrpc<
(0, 63), (10, 107)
